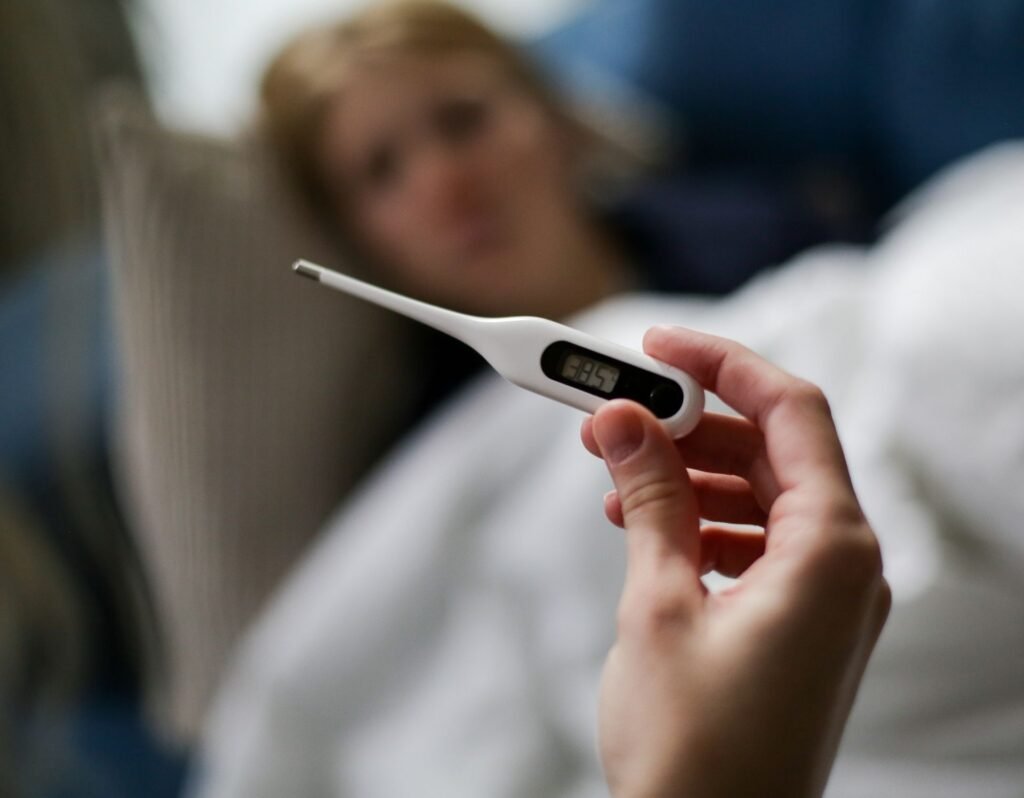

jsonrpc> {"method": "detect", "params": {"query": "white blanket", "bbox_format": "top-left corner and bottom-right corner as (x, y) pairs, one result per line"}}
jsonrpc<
(194, 144), (1024, 798)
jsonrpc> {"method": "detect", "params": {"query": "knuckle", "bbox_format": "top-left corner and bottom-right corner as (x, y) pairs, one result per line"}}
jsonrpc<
(874, 577), (893, 628)
(810, 517), (885, 594)
(783, 379), (833, 417)
(619, 476), (686, 522)
(616, 581), (691, 642)
(824, 497), (870, 530)
(745, 443), (772, 487)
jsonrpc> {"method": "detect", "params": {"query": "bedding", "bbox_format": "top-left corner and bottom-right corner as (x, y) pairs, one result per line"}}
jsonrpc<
(537, 0), (1024, 203)
(192, 143), (1024, 798)
(96, 91), (421, 737)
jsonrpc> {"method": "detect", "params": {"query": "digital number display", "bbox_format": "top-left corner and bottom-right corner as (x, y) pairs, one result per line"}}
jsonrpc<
(541, 340), (685, 420)
(560, 352), (620, 394)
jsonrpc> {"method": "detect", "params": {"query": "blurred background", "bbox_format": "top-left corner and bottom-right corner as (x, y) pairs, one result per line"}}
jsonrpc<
(137, 0), (587, 134)
(2, 1), (1023, 796)
(0, 5), (588, 796)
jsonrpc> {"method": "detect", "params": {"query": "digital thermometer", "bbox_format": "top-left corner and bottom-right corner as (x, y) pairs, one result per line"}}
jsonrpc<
(293, 259), (705, 437)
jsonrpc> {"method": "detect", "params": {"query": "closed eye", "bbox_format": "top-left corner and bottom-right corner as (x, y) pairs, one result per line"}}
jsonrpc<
(433, 97), (490, 145)
(362, 142), (401, 190)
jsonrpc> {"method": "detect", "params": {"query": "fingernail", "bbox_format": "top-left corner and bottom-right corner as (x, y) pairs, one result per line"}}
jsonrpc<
(595, 409), (645, 464)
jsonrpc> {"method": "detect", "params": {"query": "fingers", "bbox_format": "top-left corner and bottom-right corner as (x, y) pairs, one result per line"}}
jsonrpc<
(591, 401), (703, 610)
(643, 326), (853, 493)
(674, 413), (763, 475)
(580, 416), (600, 458)
(690, 472), (768, 526)
(603, 477), (766, 579)
(604, 490), (624, 527)
(583, 412), (781, 506)
(676, 415), (780, 508)
(604, 472), (767, 528)
(698, 526), (766, 578)
(604, 488), (765, 578)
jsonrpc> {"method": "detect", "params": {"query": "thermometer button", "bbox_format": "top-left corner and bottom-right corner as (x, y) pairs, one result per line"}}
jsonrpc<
(648, 382), (684, 419)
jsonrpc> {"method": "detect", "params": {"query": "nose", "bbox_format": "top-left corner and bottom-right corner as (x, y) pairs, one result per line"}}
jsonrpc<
(407, 143), (479, 219)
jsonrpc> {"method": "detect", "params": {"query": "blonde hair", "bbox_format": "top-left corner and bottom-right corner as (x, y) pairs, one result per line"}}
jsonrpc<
(260, 0), (574, 208)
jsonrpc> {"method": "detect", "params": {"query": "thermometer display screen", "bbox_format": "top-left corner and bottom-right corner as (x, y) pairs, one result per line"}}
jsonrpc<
(560, 353), (620, 393)
(541, 340), (685, 419)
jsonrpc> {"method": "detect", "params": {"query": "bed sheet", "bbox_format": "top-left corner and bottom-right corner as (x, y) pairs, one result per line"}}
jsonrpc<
(194, 143), (1024, 798)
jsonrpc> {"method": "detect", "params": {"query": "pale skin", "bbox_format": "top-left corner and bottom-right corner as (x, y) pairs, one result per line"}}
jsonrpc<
(581, 325), (891, 798)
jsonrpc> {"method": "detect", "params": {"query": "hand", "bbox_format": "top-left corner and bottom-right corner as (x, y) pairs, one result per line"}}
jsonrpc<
(581, 326), (890, 798)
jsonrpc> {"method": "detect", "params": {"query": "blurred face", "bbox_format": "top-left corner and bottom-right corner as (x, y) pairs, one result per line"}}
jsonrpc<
(317, 51), (589, 316)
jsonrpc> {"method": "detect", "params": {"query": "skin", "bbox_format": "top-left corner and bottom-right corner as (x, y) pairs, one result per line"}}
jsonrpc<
(581, 326), (891, 798)
(317, 51), (630, 318)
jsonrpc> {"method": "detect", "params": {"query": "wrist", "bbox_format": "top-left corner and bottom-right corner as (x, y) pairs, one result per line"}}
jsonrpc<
(609, 727), (827, 798)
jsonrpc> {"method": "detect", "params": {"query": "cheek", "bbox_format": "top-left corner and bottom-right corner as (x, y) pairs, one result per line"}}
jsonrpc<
(350, 193), (433, 268)
(491, 107), (573, 194)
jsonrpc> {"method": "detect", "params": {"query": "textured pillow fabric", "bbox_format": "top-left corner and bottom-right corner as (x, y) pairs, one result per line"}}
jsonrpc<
(95, 93), (420, 740)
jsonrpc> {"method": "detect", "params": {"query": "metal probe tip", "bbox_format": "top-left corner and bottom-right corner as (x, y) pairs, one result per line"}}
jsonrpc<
(292, 260), (321, 281)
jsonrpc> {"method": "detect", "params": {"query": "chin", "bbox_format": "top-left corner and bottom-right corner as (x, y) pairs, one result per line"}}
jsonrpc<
(442, 285), (531, 317)
(425, 266), (514, 315)
(399, 250), (543, 315)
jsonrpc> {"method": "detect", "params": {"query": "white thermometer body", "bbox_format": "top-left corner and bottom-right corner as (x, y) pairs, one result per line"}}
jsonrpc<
(293, 259), (705, 437)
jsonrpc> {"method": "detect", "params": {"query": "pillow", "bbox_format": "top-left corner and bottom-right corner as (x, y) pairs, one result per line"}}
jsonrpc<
(95, 91), (420, 740)
(537, 0), (1024, 203)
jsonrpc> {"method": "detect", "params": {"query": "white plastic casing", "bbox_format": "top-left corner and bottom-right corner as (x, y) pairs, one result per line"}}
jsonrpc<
(295, 260), (705, 438)
(462, 316), (704, 438)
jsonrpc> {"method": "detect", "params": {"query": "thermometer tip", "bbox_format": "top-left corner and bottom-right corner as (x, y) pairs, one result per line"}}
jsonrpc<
(292, 260), (321, 281)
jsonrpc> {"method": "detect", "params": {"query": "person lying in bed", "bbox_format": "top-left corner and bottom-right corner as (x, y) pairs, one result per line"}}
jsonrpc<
(261, 0), (635, 326)
(259, 0), (804, 417)
(190, 2), (1023, 796)
(209, 3), (888, 794)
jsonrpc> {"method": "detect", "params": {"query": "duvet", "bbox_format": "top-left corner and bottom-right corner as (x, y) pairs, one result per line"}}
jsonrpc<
(194, 144), (1024, 798)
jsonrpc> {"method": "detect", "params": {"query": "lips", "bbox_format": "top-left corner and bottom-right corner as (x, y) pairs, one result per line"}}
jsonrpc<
(446, 211), (510, 263)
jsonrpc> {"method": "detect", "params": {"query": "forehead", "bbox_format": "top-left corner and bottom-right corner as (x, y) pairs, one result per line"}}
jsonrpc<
(320, 51), (509, 158)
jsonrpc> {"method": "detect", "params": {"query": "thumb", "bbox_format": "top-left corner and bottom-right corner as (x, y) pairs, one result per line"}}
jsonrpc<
(592, 401), (702, 592)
